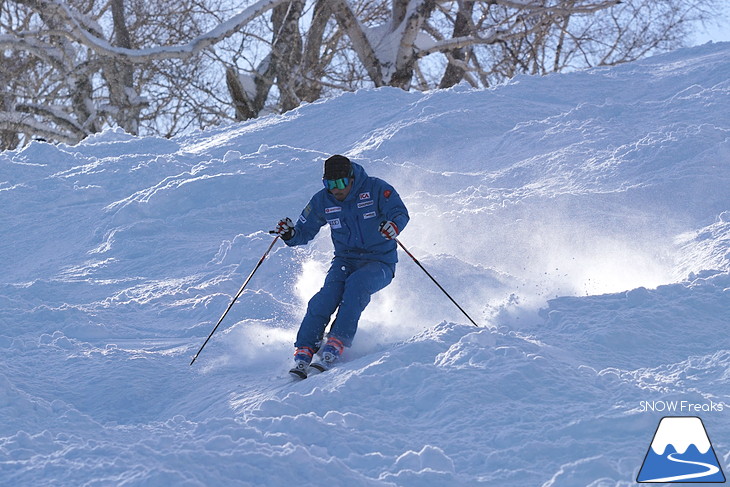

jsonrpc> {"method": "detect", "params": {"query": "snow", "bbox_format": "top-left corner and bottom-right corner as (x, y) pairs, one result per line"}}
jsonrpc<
(1, 42), (729, 486)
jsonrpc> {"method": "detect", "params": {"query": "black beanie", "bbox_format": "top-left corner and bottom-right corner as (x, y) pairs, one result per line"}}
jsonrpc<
(323, 155), (353, 180)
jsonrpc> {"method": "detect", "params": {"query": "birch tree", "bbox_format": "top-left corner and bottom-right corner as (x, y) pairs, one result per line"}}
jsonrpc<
(0, 0), (722, 148)
(0, 0), (262, 148)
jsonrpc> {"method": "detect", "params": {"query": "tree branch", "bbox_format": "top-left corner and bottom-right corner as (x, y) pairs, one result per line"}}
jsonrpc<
(0, 111), (80, 144)
(14, 0), (291, 63)
(328, 0), (385, 86)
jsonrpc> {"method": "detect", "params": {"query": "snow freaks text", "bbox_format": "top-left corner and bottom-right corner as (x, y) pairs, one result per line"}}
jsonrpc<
(639, 401), (724, 413)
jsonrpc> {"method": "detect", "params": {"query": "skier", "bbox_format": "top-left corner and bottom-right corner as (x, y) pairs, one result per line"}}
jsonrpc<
(274, 155), (409, 378)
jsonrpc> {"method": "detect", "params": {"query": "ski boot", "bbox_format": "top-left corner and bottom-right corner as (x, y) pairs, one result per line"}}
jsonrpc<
(289, 346), (316, 380)
(310, 337), (344, 373)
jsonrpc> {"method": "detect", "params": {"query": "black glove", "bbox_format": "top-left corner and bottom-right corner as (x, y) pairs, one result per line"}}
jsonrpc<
(379, 221), (399, 240)
(274, 217), (295, 241)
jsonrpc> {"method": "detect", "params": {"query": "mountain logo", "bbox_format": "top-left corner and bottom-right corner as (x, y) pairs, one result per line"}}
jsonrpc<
(637, 416), (726, 483)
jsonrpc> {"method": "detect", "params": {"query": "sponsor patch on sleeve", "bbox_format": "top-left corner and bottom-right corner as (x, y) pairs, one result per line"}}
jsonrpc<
(383, 189), (392, 198)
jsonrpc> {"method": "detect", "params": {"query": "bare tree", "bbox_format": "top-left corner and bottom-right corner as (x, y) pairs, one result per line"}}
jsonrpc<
(0, 0), (723, 148)
(226, 0), (307, 120)
(1, 0), (268, 148)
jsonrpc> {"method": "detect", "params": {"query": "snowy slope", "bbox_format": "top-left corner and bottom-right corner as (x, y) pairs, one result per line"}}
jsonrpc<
(1, 42), (729, 486)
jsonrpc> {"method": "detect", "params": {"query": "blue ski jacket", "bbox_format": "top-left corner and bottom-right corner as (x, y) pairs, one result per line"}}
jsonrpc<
(285, 163), (409, 264)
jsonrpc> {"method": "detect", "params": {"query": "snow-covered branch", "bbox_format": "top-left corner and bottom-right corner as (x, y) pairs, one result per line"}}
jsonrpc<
(0, 34), (65, 66)
(0, 111), (80, 144)
(493, 0), (621, 15)
(16, 103), (87, 137)
(329, 0), (385, 86)
(17, 0), (289, 63)
(0, 0), (720, 149)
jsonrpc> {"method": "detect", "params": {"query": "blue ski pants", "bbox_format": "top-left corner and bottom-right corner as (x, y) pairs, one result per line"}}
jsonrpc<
(295, 257), (395, 350)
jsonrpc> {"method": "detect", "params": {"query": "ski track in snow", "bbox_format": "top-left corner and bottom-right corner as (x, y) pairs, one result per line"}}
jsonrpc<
(1, 42), (729, 486)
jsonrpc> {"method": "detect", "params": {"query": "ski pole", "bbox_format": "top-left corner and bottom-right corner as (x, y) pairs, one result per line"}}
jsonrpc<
(190, 235), (280, 366)
(395, 238), (479, 328)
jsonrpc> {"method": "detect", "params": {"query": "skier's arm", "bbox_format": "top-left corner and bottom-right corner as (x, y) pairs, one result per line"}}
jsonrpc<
(379, 184), (409, 235)
(284, 197), (326, 247)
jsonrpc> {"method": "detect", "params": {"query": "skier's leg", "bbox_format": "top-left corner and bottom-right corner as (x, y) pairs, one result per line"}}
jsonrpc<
(294, 259), (350, 349)
(328, 261), (394, 347)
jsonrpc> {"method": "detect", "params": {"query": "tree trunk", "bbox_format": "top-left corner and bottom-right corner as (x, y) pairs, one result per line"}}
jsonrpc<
(299, 0), (331, 103)
(439, 0), (474, 89)
(104, 0), (141, 134)
(226, 55), (276, 121)
(0, 55), (20, 150)
(389, 0), (435, 89)
(271, 0), (305, 112)
(329, 0), (384, 86)
(391, 0), (408, 29)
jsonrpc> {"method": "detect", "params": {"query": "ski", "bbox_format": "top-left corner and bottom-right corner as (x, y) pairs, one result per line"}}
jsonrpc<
(308, 362), (329, 373)
(309, 350), (339, 374)
(289, 362), (309, 380)
(288, 350), (338, 380)
(288, 361), (334, 379)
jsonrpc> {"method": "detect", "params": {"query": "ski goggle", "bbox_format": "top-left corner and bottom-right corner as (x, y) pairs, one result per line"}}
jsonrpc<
(323, 177), (351, 190)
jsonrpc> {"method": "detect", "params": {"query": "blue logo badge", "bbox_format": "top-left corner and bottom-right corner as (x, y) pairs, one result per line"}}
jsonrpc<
(637, 416), (725, 483)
